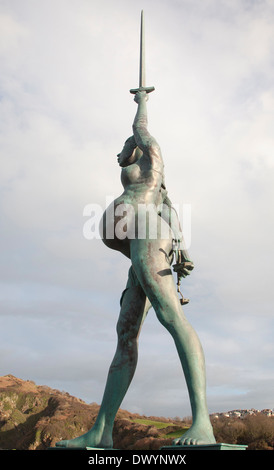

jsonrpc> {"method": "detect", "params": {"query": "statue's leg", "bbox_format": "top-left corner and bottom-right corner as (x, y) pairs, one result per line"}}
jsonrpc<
(89, 278), (151, 447)
(130, 236), (216, 446)
(55, 268), (151, 449)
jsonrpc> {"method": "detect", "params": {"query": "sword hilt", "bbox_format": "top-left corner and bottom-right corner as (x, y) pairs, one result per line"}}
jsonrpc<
(130, 86), (155, 95)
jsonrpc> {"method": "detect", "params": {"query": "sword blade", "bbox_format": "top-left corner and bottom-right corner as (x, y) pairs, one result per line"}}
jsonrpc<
(130, 10), (155, 95)
(139, 10), (145, 88)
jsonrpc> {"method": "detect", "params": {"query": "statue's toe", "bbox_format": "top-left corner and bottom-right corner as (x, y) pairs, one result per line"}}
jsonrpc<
(55, 440), (69, 448)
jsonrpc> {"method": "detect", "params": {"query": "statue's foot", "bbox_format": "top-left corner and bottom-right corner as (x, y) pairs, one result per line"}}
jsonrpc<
(173, 423), (216, 446)
(55, 428), (113, 449)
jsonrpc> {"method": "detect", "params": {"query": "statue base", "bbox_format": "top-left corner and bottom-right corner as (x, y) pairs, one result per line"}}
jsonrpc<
(49, 443), (247, 451)
(161, 443), (247, 450)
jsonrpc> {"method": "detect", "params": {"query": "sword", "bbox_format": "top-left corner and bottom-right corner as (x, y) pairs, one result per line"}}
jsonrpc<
(130, 10), (155, 95)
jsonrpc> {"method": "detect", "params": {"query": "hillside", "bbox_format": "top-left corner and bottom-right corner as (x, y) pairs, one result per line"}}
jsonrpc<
(0, 375), (183, 450)
(0, 375), (273, 450)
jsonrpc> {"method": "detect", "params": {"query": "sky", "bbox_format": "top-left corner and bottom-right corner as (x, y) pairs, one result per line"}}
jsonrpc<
(0, 0), (274, 420)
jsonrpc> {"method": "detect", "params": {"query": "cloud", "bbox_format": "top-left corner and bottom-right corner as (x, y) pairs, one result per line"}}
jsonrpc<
(0, 0), (274, 419)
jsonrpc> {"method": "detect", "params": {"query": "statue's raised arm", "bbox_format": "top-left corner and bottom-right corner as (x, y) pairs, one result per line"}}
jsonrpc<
(132, 91), (163, 172)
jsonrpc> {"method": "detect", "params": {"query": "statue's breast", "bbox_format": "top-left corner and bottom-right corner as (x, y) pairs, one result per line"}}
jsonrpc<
(121, 163), (142, 187)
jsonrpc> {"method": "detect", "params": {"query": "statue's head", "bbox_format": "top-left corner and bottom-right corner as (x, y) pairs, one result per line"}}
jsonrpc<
(117, 136), (143, 167)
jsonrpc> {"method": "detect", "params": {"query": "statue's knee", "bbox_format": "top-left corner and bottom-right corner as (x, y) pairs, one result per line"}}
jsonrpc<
(156, 309), (178, 333)
(116, 321), (138, 347)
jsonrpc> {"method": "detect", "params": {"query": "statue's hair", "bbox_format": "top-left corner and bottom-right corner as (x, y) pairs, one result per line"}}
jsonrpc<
(126, 135), (137, 148)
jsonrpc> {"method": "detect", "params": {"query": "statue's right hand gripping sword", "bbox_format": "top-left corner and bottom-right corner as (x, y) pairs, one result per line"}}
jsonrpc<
(130, 11), (155, 95)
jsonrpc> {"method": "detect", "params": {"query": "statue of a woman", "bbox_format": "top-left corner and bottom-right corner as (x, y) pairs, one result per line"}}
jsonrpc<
(56, 91), (215, 448)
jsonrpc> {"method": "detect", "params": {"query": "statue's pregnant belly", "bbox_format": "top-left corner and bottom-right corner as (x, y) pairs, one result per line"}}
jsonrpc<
(99, 192), (173, 259)
(99, 195), (136, 257)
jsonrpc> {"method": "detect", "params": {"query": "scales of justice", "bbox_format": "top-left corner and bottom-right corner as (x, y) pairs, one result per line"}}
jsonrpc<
(53, 11), (246, 451)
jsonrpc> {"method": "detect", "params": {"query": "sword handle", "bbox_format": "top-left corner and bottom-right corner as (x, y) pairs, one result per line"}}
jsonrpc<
(130, 86), (155, 95)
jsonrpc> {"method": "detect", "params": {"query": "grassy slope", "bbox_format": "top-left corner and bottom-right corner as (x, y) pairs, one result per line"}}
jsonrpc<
(132, 418), (189, 439)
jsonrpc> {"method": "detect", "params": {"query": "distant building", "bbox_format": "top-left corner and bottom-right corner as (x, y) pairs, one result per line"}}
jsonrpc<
(210, 408), (274, 419)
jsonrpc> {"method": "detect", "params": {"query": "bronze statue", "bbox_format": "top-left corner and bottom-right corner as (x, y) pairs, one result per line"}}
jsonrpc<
(56, 11), (215, 449)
